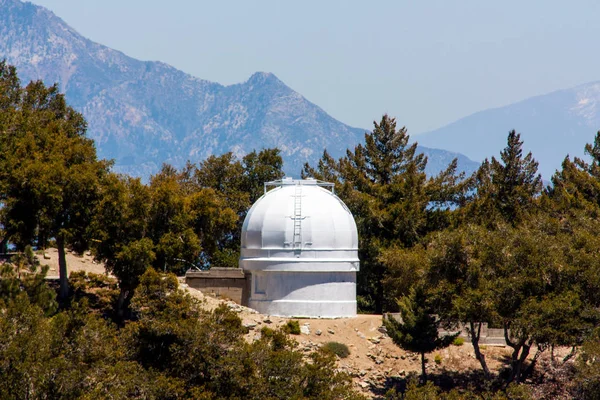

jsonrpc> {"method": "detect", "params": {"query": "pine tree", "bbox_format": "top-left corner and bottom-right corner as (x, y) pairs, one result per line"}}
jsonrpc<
(383, 287), (456, 382)
(0, 67), (109, 301)
(466, 130), (542, 225)
(304, 115), (465, 313)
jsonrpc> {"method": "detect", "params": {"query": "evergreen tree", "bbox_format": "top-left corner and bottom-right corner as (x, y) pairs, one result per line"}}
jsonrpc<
(466, 130), (542, 225)
(547, 131), (600, 215)
(383, 287), (456, 382)
(304, 115), (465, 313)
(0, 64), (109, 301)
(426, 224), (498, 377)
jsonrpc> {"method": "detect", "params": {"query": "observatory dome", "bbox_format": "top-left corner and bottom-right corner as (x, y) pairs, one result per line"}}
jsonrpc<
(240, 178), (359, 318)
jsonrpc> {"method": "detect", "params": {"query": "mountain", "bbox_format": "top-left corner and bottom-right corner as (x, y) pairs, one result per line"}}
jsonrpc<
(0, 0), (478, 179)
(416, 82), (600, 179)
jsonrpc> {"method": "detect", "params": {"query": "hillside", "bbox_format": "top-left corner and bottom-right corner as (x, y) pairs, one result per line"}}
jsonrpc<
(0, 0), (478, 179)
(34, 249), (517, 399)
(416, 82), (600, 179)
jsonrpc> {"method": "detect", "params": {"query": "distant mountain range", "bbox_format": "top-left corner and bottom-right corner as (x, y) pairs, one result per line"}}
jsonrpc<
(416, 82), (600, 179)
(0, 0), (478, 180)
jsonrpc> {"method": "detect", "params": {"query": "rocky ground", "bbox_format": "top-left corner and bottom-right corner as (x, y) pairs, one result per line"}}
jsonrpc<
(179, 281), (517, 398)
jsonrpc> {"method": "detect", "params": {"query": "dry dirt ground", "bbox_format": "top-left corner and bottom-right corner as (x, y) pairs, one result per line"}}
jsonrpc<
(179, 281), (518, 397)
(36, 250), (548, 397)
(36, 248), (107, 278)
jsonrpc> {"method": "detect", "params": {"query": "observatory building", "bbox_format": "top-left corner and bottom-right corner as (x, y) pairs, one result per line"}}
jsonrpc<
(239, 177), (359, 318)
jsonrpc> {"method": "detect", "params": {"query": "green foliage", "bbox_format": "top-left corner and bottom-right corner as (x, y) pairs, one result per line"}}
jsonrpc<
(0, 267), (365, 399)
(322, 341), (350, 358)
(0, 247), (57, 315)
(282, 319), (301, 335)
(464, 130), (542, 225)
(576, 328), (600, 399)
(0, 62), (110, 299)
(4, 59), (600, 396)
(384, 287), (456, 382)
(452, 337), (465, 346)
(304, 114), (466, 313)
(88, 147), (283, 316)
(434, 354), (442, 365)
(70, 270), (119, 316)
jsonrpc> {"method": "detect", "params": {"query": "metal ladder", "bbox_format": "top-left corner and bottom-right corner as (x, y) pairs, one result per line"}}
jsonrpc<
(292, 183), (303, 252)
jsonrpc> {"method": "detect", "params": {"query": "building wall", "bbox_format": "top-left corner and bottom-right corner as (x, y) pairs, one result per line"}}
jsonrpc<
(185, 268), (250, 305)
(248, 270), (357, 318)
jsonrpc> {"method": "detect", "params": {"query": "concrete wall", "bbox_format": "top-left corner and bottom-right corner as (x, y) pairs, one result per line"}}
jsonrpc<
(387, 314), (510, 346)
(185, 268), (250, 305)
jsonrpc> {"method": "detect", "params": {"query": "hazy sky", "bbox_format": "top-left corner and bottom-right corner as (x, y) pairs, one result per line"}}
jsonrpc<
(28, 0), (600, 134)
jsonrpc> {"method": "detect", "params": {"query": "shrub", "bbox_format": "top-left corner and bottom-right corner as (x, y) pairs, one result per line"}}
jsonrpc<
(282, 320), (301, 335)
(434, 354), (442, 364)
(322, 341), (350, 358)
(452, 336), (465, 346)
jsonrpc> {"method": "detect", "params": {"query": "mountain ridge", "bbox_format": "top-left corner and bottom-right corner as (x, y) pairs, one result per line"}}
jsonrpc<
(416, 80), (600, 179)
(1, 0), (479, 179)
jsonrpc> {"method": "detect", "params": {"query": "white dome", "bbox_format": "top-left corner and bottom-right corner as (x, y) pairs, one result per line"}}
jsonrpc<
(240, 178), (359, 271)
(239, 178), (359, 318)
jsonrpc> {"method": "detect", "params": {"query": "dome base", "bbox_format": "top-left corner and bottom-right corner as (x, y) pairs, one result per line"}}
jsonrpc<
(249, 299), (357, 318)
(245, 270), (357, 318)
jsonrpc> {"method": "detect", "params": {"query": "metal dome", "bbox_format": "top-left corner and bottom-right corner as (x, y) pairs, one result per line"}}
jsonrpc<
(240, 177), (359, 271)
(239, 178), (359, 318)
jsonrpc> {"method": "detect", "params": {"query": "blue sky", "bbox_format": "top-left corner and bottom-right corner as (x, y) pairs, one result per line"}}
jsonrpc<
(29, 0), (600, 133)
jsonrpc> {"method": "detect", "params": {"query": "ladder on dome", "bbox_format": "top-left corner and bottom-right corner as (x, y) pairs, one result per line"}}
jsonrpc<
(292, 183), (303, 253)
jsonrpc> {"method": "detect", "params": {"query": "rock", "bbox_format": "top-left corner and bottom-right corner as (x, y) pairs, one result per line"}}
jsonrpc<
(359, 370), (367, 377)
(315, 329), (322, 336)
(300, 325), (310, 335)
(243, 322), (257, 330)
(327, 329), (335, 334)
(359, 381), (369, 389)
(378, 325), (388, 334)
(43, 253), (51, 260)
(356, 331), (366, 339)
(375, 357), (384, 365)
(263, 318), (272, 324)
(368, 337), (381, 344)
(400, 355), (406, 360)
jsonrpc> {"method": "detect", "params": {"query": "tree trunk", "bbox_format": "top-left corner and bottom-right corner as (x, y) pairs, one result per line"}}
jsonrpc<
(375, 271), (384, 314)
(0, 236), (8, 254)
(504, 322), (524, 384)
(513, 342), (531, 383)
(470, 321), (491, 378)
(57, 233), (69, 301)
(522, 345), (545, 381)
(420, 352), (427, 383)
(116, 286), (130, 320)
